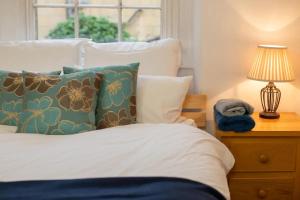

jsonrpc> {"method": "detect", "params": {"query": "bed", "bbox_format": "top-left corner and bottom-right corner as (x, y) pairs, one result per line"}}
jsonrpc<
(0, 124), (233, 200)
(0, 95), (234, 200)
(0, 39), (234, 200)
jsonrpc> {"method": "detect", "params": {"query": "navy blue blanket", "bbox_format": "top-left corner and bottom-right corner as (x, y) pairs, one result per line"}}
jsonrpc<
(0, 177), (225, 200)
(214, 107), (255, 132)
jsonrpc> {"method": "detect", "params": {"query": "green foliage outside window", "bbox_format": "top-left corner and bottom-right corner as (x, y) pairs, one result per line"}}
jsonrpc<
(48, 14), (133, 42)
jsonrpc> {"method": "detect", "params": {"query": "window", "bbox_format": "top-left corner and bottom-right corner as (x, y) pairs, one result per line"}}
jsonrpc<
(31, 0), (164, 42)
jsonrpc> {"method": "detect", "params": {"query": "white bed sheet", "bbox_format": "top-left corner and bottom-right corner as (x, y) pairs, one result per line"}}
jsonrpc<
(0, 123), (234, 199)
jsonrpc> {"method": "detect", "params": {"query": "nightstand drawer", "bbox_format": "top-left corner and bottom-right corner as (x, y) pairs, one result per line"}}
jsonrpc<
(224, 140), (297, 172)
(229, 178), (294, 200)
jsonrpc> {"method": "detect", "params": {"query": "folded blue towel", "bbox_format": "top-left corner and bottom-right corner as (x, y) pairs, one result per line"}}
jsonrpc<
(214, 107), (255, 132)
(215, 99), (254, 117)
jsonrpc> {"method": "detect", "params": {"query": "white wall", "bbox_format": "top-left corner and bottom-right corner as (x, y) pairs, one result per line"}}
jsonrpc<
(191, 0), (300, 127)
(0, 0), (27, 41)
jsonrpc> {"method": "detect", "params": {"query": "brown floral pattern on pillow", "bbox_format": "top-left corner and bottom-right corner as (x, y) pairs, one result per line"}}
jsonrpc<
(97, 109), (131, 129)
(57, 79), (95, 112)
(3, 73), (24, 96)
(94, 73), (103, 90)
(18, 71), (99, 135)
(24, 73), (61, 93)
(130, 96), (136, 117)
(63, 63), (139, 129)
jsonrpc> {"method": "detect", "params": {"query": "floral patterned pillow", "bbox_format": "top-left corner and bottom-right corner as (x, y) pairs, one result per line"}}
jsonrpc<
(63, 63), (139, 129)
(0, 70), (61, 126)
(17, 71), (101, 134)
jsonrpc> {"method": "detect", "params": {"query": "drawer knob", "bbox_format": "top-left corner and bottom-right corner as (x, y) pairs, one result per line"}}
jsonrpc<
(259, 154), (269, 164)
(257, 189), (268, 199)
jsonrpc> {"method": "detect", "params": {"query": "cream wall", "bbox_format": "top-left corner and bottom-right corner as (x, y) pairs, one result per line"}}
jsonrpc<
(192, 0), (300, 127)
(0, 0), (26, 40)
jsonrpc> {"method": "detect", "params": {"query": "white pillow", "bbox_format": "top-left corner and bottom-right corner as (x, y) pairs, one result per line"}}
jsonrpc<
(137, 75), (192, 123)
(83, 38), (181, 76)
(0, 39), (86, 72)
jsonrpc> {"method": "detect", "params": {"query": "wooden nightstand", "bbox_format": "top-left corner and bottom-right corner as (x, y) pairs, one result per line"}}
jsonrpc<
(215, 112), (300, 200)
(182, 94), (206, 128)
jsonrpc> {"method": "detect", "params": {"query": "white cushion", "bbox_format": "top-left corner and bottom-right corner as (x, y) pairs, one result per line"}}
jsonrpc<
(0, 39), (86, 72)
(137, 75), (192, 123)
(83, 38), (181, 76)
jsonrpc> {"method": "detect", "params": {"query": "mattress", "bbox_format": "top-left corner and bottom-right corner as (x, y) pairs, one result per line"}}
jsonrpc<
(0, 123), (234, 199)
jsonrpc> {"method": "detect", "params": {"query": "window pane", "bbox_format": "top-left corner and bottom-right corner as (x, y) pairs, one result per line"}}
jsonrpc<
(79, 9), (119, 42)
(122, 0), (161, 7)
(36, 0), (71, 4)
(79, 0), (118, 5)
(35, 0), (162, 42)
(37, 8), (73, 40)
(122, 9), (160, 42)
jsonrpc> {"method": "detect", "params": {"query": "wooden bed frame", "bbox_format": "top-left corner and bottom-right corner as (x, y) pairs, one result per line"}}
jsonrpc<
(182, 94), (207, 128)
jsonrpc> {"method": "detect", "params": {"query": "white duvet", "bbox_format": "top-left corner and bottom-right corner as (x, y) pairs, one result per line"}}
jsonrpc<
(0, 123), (234, 199)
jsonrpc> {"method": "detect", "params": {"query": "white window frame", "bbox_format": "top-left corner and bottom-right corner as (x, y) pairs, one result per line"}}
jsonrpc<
(25, 0), (179, 41)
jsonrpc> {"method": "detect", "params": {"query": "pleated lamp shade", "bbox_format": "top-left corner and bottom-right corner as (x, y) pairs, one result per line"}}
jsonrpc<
(247, 45), (295, 82)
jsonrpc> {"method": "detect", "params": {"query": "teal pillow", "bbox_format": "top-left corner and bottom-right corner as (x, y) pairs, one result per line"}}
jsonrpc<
(0, 70), (61, 126)
(17, 71), (100, 134)
(63, 63), (139, 129)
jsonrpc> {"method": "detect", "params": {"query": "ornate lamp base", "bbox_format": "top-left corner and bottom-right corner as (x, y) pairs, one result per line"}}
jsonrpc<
(259, 111), (280, 119)
(260, 82), (281, 119)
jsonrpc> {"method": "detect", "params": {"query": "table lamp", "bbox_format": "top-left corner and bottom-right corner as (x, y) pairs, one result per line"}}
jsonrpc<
(247, 45), (295, 119)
